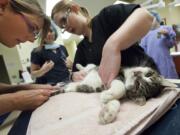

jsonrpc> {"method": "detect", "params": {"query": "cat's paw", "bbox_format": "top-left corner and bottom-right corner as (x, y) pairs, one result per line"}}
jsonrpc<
(100, 91), (114, 104)
(99, 100), (120, 124)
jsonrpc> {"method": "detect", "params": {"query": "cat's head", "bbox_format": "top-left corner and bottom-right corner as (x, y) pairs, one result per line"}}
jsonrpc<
(124, 67), (177, 105)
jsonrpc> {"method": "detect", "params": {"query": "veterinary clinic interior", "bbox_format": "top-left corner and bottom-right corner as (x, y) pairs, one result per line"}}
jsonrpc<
(1, 0), (180, 135)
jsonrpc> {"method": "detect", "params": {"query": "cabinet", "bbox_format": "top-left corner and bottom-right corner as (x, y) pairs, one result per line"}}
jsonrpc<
(172, 52), (180, 75)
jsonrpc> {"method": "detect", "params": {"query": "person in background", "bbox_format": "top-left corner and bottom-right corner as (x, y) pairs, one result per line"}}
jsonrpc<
(0, 0), (53, 116)
(140, 25), (179, 79)
(51, 0), (156, 86)
(149, 10), (162, 28)
(31, 23), (71, 85)
(172, 24), (180, 51)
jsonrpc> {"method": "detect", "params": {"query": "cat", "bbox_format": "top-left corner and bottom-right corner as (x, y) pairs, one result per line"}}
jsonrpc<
(59, 63), (177, 124)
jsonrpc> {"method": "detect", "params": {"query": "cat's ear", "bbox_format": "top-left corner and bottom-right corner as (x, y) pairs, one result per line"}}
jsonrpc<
(132, 96), (146, 106)
(161, 78), (178, 88)
(76, 64), (84, 71)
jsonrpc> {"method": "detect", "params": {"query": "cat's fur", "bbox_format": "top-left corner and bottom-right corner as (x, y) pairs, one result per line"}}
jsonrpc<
(62, 64), (177, 124)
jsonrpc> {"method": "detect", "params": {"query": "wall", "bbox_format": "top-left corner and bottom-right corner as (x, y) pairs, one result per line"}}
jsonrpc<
(0, 44), (22, 84)
(0, 55), (11, 83)
(157, 6), (180, 24)
(0, 40), (39, 84)
(74, 0), (116, 17)
(17, 41), (39, 70)
(63, 40), (77, 61)
(37, 0), (46, 12)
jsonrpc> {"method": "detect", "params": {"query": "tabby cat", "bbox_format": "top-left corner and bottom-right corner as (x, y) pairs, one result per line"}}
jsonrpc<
(61, 64), (176, 124)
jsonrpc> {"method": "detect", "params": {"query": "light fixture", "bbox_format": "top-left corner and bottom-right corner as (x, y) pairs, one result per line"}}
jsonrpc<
(144, 0), (165, 10)
(175, 3), (180, 6)
(168, 0), (180, 7)
(141, 0), (153, 6)
(113, 0), (129, 5)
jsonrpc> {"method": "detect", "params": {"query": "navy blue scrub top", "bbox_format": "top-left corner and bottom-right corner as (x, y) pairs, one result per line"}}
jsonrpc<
(31, 45), (70, 84)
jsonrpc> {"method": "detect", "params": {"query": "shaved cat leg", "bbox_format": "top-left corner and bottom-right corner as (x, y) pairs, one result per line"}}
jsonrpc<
(64, 70), (102, 93)
(99, 99), (120, 124)
(64, 82), (80, 92)
(81, 70), (102, 90)
(99, 80), (124, 124)
(100, 80), (126, 104)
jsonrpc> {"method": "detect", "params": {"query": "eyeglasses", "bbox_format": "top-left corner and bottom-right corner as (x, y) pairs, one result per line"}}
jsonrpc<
(19, 13), (41, 39)
(60, 9), (71, 33)
(9, 0), (41, 39)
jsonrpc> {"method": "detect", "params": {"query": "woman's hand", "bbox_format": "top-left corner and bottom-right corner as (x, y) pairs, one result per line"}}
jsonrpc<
(0, 84), (55, 114)
(26, 84), (54, 90)
(13, 89), (52, 110)
(41, 60), (54, 74)
(158, 29), (169, 36)
(99, 43), (121, 87)
(31, 61), (54, 78)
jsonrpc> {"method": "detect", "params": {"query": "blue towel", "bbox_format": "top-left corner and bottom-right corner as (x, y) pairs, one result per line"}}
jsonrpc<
(0, 113), (10, 125)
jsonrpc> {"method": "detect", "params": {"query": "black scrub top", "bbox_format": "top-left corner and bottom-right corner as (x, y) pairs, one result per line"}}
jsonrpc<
(31, 45), (70, 84)
(72, 4), (158, 72)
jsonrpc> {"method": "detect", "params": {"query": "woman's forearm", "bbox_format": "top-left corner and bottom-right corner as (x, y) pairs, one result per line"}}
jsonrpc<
(0, 87), (53, 115)
(107, 8), (153, 52)
(31, 68), (47, 78)
(0, 83), (34, 94)
(0, 83), (20, 94)
(0, 83), (50, 94)
(0, 94), (16, 115)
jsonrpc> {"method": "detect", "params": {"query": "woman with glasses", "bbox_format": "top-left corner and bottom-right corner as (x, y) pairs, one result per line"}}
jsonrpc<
(30, 23), (71, 85)
(0, 0), (53, 116)
(51, 0), (156, 86)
